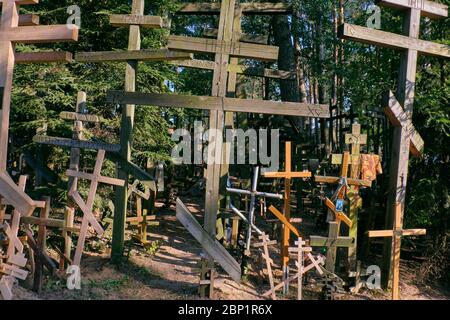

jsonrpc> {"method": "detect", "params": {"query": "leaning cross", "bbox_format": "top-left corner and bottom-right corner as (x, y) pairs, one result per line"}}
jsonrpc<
(338, 0), (449, 286)
(66, 149), (125, 266)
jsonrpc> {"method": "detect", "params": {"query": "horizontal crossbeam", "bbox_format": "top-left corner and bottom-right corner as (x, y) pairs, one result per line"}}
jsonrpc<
(60, 112), (99, 123)
(315, 175), (372, 187)
(66, 169), (125, 187)
(263, 171), (311, 179)
(14, 51), (73, 64)
(33, 135), (120, 153)
(338, 23), (450, 58)
(177, 2), (292, 15)
(376, 0), (448, 19)
(168, 35), (279, 61)
(0, 26), (78, 43)
(109, 14), (163, 28)
(18, 14), (39, 26)
(106, 91), (330, 118)
(76, 49), (193, 63)
(309, 235), (355, 248)
(367, 229), (426, 237)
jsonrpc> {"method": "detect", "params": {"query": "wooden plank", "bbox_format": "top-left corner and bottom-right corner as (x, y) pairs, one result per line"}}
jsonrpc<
(0, 171), (35, 216)
(383, 90), (424, 156)
(106, 91), (330, 118)
(178, 2), (292, 14)
(309, 235), (355, 248)
(315, 175), (372, 187)
(33, 135), (120, 152)
(0, 276), (14, 300)
(66, 169), (126, 187)
(76, 49), (193, 62)
(0, 25), (79, 43)
(17, 14), (39, 26)
(402, 229), (426, 236)
(263, 171), (311, 179)
(60, 111), (99, 123)
(168, 35), (279, 61)
(15, 51), (73, 64)
(109, 14), (163, 28)
(376, 0), (448, 19)
(176, 198), (241, 283)
(324, 198), (353, 227)
(202, 28), (269, 44)
(268, 205), (300, 237)
(338, 23), (450, 58)
(368, 230), (394, 238)
(331, 153), (360, 165)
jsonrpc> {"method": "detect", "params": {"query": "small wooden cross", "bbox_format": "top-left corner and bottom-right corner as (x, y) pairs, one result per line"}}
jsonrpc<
(367, 203), (426, 300)
(253, 233), (276, 300)
(66, 149), (125, 266)
(263, 141), (311, 282)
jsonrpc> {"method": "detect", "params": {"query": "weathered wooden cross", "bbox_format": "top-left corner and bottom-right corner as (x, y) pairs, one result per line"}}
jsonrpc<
(368, 203), (426, 300)
(75, 0), (192, 263)
(262, 141), (311, 286)
(0, 0), (78, 171)
(66, 149), (125, 266)
(107, 0), (329, 297)
(339, 0), (449, 286)
(314, 151), (371, 272)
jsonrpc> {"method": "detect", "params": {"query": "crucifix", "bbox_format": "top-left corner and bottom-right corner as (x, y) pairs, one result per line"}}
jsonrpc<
(107, 0), (329, 298)
(339, 0), (449, 286)
(367, 203), (426, 299)
(315, 151), (371, 272)
(66, 149), (125, 266)
(0, 0), (78, 171)
(75, 0), (192, 263)
(262, 141), (311, 288)
(226, 166), (282, 255)
(331, 124), (369, 272)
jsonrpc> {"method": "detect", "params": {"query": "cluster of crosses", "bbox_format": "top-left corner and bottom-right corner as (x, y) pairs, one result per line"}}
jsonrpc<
(0, 0), (448, 301)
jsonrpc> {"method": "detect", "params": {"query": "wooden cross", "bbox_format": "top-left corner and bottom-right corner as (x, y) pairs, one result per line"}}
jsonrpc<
(367, 203), (426, 300)
(108, 0), (329, 298)
(0, 0), (78, 171)
(74, 0), (190, 263)
(339, 0), (449, 285)
(331, 124), (369, 272)
(66, 149), (125, 266)
(262, 240), (325, 299)
(226, 166), (282, 254)
(253, 233), (277, 300)
(309, 221), (355, 273)
(126, 179), (158, 245)
(262, 141), (311, 287)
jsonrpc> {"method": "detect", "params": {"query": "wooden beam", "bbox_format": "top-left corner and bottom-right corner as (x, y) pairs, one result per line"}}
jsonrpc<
(338, 23), (450, 58)
(176, 198), (241, 283)
(331, 153), (360, 165)
(14, 51), (73, 64)
(60, 111), (99, 123)
(177, 2), (292, 14)
(376, 0), (448, 19)
(76, 49), (193, 63)
(106, 91), (330, 118)
(315, 175), (372, 187)
(0, 26), (79, 43)
(168, 35), (279, 61)
(18, 14), (39, 26)
(202, 28), (269, 44)
(383, 91), (424, 156)
(109, 14), (163, 28)
(268, 205), (300, 237)
(0, 171), (36, 216)
(263, 171), (311, 179)
(309, 235), (355, 248)
(66, 169), (125, 187)
(33, 135), (120, 153)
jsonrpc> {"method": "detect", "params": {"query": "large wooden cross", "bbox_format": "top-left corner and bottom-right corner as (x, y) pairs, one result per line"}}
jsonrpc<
(66, 149), (125, 266)
(0, 0), (78, 170)
(262, 141), (311, 286)
(75, 0), (191, 263)
(107, 0), (329, 297)
(367, 203), (426, 299)
(339, 0), (449, 286)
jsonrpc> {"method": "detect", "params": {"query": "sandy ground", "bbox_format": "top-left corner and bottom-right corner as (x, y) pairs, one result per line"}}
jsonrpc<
(10, 198), (449, 301)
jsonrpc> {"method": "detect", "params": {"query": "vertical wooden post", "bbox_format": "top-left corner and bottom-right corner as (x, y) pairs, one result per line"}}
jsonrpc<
(112, 0), (144, 263)
(383, 8), (421, 288)
(282, 141), (291, 293)
(297, 238), (303, 300)
(33, 196), (50, 293)
(61, 206), (74, 271)
(325, 221), (340, 273)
